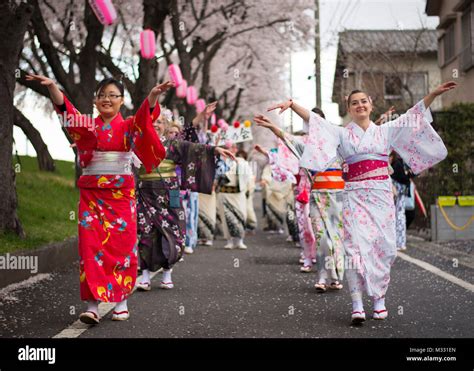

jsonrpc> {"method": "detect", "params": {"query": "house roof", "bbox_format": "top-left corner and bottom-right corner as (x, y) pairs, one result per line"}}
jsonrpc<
(337, 29), (438, 54)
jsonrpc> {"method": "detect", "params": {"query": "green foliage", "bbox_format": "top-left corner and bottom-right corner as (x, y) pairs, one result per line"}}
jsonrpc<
(0, 156), (78, 253)
(414, 102), (474, 227)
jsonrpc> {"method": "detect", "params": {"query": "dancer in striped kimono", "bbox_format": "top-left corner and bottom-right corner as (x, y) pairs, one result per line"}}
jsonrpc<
(217, 144), (253, 249)
(254, 110), (344, 292)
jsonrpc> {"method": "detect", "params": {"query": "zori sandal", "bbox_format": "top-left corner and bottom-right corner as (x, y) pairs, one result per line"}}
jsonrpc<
(79, 311), (100, 325)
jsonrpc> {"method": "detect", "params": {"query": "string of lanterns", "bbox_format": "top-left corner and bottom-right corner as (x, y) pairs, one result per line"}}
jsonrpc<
(88, 0), (253, 134)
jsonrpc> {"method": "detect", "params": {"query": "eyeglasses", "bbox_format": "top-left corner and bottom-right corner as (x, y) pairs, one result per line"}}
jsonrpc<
(96, 93), (123, 101)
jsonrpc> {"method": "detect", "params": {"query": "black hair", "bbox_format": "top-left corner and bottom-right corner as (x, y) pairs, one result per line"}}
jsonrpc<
(236, 149), (248, 160)
(95, 77), (124, 97)
(311, 107), (326, 119)
(347, 89), (369, 107)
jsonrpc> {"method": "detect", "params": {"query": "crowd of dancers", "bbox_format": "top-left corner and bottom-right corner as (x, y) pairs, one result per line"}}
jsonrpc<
(25, 71), (456, 326)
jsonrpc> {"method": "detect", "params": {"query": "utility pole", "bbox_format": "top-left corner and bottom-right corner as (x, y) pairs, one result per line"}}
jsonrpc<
(314, 0), (322, 108)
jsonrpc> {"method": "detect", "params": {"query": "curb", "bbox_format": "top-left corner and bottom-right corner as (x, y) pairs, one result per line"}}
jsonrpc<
(0, 237), (78, 288)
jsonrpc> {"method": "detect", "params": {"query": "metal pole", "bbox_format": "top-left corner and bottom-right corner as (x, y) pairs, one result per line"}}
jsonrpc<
(315, 0), (322, 108)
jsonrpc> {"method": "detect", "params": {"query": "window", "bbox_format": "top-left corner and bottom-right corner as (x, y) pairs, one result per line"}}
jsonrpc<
(403, 73), (428, 104)
(442, 23), (456, 64)
(384, 75), (403, 100)
(461, 4), (474, 71)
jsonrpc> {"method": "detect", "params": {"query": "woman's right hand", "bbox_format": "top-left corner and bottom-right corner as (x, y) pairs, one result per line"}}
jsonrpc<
(25, 74), (56, 87)
(26, 74), (64, 105)
(253, 114), (276, 129)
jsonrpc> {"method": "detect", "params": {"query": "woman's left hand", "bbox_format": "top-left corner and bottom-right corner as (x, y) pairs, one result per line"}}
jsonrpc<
(431, 81), (457, 96)
(148, 81), (175, 106)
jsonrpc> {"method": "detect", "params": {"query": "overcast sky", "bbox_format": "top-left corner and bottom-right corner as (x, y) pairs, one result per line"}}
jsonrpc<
(15, 0), (440, 162)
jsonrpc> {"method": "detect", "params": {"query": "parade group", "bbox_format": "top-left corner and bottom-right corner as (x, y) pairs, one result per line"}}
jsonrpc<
(25, 71), (456, 326)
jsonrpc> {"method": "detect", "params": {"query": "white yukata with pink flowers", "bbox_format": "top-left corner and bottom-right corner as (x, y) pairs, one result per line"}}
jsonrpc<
(300, 100), (447, 301)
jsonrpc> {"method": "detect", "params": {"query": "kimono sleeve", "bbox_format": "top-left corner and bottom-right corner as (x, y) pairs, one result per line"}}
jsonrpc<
(267, 150), (297, 184)
(130, 99), (166, 173)
(383, 100), (448, 174)
(277, 137), (300, 174)
(167, 140), (216, 194)
(300, 111), (343, 171)
(52, 94), (97, 168)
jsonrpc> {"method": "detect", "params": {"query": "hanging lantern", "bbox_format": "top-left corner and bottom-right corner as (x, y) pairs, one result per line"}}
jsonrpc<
(210, 124), (219, 133)
(244, 120), (251, 128)
(186, 86), (197, 105)
(168, 64), (183, 87)
(88, 0), (117, 25)
(176, 79), (187, 99)
(217, 119), (226, 128)
(195, 98), (206, 113)
(220, 122), (229, 132)
(140, 29), (156, 59)
(233, 121), (240, 128)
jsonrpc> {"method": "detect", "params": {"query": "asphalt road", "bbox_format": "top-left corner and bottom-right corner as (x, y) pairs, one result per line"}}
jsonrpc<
(1, 206), (472, 339)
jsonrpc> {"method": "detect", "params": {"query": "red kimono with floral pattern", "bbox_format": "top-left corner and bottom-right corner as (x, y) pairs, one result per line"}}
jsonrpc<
(54, 95), (165, 302)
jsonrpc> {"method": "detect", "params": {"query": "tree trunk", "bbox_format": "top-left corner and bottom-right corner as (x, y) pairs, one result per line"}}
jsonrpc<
(0, 1), (33, 236)
(14, 107), (55, 172)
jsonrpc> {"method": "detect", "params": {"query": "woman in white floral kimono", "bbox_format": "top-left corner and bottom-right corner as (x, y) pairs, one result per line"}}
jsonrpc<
(261, 81), (455, 324)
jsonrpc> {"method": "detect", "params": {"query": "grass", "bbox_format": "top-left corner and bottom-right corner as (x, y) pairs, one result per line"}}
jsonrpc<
(0, 156), (79, 254)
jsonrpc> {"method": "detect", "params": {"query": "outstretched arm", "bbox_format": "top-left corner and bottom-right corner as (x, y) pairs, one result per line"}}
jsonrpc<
(423, 81), (457, 108)
(254, 114), (286, 139)
(26, 74), (64, 105)
(267, 99), (310, 122)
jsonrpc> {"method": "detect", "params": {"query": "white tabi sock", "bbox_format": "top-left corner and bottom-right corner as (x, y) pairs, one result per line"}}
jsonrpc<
(141, 269), (150, 284)
(162, 269), (172, 283)
(86, 300), (99, 315)
(303, 257), (313, 267)
(114, 299), (128, 313)
(373, 297), (386, 311)
(351, 293), (364, 313)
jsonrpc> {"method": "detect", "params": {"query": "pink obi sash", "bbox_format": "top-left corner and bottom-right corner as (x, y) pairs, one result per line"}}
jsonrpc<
(343, 153), (389, 182)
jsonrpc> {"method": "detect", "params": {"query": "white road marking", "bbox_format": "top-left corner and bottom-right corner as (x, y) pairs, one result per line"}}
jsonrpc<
(398, 252), (474, 292)
(53, 270), (162, 338)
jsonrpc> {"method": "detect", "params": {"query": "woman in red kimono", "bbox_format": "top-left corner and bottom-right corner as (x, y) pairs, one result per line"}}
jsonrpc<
(26, 74), (171, 324)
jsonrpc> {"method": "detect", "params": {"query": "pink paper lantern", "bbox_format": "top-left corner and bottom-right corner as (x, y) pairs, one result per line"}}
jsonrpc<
(168, 64), (183, 87)
(221, 121), (229, 132)
(186, 86), (197, 105)
(176, 79), (187, 99)
(195, 99), (206, 113)
(140, 29), (156, 59)
(88, 0), (117, 26)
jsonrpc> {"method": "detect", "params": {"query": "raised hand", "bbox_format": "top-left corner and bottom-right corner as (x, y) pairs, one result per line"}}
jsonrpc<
(431, 81), (457, 96)
(215, 147), (236, 161)
(375, 106), (395, 125)
(424, 81), (458, 108)
(148, 81), (175, 107)
(267, 100), (292, 115)
(25, 74), (63, 105)
(25, 74), (55, 87)
(253, 114), (276, 128)
(204, 101), (217, 119)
